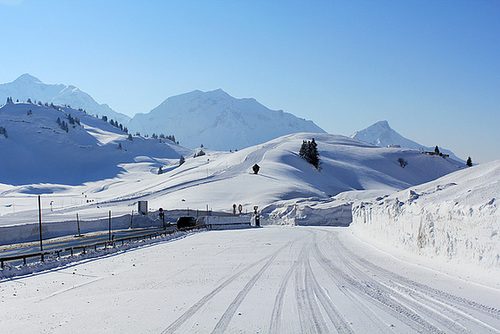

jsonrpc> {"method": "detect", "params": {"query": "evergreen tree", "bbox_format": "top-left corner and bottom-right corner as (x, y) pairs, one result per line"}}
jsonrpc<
(299, 138), (320, 170)
(0, 126), (8, 138)
(194, 150), (206, 158)
(102, 115), (108, 122)
(179, 155), (185, 166)
(158, 166), (163, 175)
(434, 145), (440, 155)
(118, 143), (123, 150)
(127, 134), (133, 141)
(27, 98), (32, 103)
(466, 157), (473, 167)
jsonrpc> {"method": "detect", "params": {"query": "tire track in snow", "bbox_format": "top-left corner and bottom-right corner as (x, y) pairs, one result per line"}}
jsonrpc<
(211, 241), (287, 333)
(161, 240), (296, 334)
(305, 252), (354, 334)
(268, 243), (306, 333)
(331, 231), (500, 333)
(313, 233), (442, 333)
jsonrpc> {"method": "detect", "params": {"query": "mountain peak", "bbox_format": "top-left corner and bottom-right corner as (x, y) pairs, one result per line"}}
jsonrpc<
(14, 73), (42, 84)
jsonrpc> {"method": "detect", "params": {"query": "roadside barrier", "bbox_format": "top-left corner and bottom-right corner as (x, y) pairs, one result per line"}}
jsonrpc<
(0, 225), (205, 269)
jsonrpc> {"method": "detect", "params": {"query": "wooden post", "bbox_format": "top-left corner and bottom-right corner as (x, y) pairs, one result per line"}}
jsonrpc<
(108, 210), (112, 241)
(76, 213), (81, 236)
(38, 195), (44, 261)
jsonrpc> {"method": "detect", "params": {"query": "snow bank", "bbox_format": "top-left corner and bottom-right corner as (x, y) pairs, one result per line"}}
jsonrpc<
(351, 160), (500, 268)
(264, 198), (353, 226)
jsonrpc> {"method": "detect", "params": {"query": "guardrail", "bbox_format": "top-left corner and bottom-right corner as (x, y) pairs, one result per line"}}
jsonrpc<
(0, 225), (205, 269)
(206, 221), (253, 230)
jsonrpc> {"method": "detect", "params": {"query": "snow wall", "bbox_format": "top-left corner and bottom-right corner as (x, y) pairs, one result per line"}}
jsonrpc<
(264, 202), (352, 226)
(351, 194), (500, 268)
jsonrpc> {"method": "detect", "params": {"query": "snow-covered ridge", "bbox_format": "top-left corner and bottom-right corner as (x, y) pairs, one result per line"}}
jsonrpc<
(0, 102), (189, 185)
(352, 120), (464, 162)
(128, 89), (326, 151)
(0, 74), (130, 125)
(351, 160), (500, 268)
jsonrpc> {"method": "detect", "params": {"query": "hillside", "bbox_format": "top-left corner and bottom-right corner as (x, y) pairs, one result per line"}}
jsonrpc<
(128, 89), (325, 151)
(0, 74), (130, 125)
(0, 132), (462, 227)
(0, 102), (190, 185)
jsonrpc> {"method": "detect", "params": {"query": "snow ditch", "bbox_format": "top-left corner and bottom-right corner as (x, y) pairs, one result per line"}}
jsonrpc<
(351, 192), (500, 268)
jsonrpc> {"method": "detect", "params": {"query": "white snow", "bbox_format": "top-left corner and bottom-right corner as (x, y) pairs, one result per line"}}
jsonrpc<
(0, 74), (130, 125)
(1, 227), (499, 333)
(352, 120), (464, 163)
(128, 89), (326, 151)
(352, 159), (500, 269)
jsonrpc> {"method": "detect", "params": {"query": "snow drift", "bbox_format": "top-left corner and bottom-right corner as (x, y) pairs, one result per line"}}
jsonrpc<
(351, 160), (500, 268)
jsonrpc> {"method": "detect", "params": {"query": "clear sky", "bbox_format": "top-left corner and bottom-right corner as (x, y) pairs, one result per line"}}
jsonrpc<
(1, 0), (499, 163)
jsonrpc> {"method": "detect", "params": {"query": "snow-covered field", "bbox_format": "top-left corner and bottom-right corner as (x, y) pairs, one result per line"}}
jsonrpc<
(1, 226), (499, 333)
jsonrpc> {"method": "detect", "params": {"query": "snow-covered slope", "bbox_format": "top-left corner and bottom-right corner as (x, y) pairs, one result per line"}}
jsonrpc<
(351, 160), (500, 268)
(0, 74), (130, 125)
(352, 120), (463, 162)
(128, 89), (325, 151)
(0, 132), (462, 229)
(0, 102), (190, 185)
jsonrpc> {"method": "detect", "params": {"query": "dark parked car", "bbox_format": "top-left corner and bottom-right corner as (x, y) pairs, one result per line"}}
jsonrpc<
(177, 216), (197, 229)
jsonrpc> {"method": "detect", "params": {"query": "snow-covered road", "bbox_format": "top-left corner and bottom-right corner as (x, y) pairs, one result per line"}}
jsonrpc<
(1, 227), (499, 333)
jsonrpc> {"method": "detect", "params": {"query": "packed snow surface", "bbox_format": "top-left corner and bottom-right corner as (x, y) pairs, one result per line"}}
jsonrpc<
(1, 227), (499, 333)
(352, 159), (500, 268)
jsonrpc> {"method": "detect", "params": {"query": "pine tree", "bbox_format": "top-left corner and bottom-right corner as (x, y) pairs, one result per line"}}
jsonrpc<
(466, 157), (472, 167)
(434, 146), (440, 155)
(299, 138), (320, 170)
(0, 126), (8, 138)
(118, 143), (123, 150)
(158, 166), (163, 175)
(127, 134), (133, 141)
(179, 155), (185, 166)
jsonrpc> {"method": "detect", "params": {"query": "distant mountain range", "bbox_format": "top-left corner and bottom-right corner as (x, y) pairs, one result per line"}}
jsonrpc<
(0, 74), (130, 126)
(1, 75), (325, 151)
(351, 120), (464, 163)
(127, 89), (325, 151)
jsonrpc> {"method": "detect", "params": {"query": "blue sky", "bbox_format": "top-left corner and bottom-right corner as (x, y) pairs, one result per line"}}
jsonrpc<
(1, 0), (499, 163)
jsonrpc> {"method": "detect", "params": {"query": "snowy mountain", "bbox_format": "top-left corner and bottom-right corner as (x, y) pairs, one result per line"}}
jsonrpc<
(0, 74), (130, 126)
(0, 102), (190, 185)
(127, 89), (325, 151)
(351, 120), (464, 162)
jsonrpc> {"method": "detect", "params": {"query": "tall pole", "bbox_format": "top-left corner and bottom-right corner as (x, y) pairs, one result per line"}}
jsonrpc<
(38, 195), (44, 261)
(76, 213), (81, 236)
(108, 210), (112, 241)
